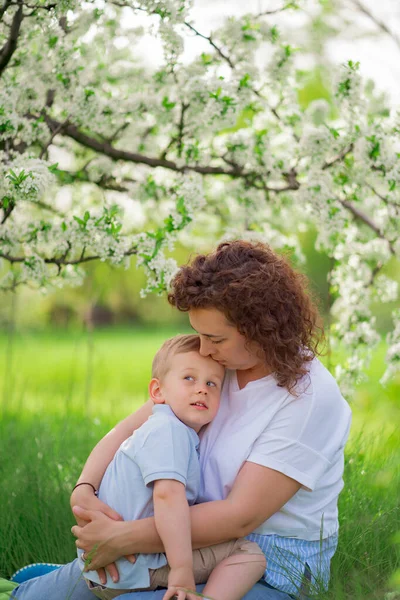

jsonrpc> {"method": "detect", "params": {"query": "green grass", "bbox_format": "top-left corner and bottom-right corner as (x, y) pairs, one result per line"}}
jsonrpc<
(0, 328), (399, 599)
(0, 326), (186, 417)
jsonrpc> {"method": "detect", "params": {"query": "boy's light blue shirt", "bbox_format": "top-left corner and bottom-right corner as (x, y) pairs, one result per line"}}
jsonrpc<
(79, 404), (200, 590)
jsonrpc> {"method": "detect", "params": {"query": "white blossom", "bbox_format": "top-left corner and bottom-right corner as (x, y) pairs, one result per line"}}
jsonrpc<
(0, 0), (399, 387)
(381, 310), (400, 385)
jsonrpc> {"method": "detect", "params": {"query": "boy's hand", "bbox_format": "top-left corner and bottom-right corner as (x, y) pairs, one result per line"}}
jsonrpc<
(162, 567), (197, 600)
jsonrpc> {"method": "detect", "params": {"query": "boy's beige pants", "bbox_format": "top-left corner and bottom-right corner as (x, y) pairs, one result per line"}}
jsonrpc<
(87, 538), (263, 600)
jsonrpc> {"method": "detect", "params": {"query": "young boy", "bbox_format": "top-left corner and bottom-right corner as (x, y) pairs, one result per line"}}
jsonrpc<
(78, 334), (266, 600)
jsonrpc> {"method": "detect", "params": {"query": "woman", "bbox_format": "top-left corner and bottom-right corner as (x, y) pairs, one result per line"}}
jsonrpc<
(12, 240), (351, 600)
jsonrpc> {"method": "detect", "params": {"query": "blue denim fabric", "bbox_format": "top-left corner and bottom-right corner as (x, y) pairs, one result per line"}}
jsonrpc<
(11, 559), (294, 600)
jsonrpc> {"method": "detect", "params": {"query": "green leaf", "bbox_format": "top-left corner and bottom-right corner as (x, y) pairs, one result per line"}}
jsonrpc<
(48, 36), (58, 48)
(284, 44), (292, 57)
(239, 73), (251, 89)
(270, 26), (280, 43)
(201, 53), (213, 66)
(56, 73), (71, 87)
(209, 87), (222, 100)
(162, 96), (176, 111)
(0, 119), (15, 134)
(243, 33), (256, 41)
(338, 78), (351, 97)
(366, 135), (380, 160)
(7, 169), (31, 187)
(73, 216), (85, 227)
(48, 163), (59, 174)
(335, 172), (349, 185)
(347, 60), (360, 71)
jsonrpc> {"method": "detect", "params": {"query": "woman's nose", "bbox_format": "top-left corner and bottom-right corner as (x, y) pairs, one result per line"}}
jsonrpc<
(199, 338), (212, 357)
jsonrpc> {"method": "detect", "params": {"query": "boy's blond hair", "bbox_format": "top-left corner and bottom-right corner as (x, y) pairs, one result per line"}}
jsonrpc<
(152, 334), (201, 380)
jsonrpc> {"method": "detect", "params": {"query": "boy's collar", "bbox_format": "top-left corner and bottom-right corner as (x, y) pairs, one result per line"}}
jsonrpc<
(152, 404), (200, 447)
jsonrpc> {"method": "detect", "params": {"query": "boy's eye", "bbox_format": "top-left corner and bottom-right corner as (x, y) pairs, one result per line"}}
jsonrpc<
(207, 381), (216, 387)
(184, 376), (194, 381)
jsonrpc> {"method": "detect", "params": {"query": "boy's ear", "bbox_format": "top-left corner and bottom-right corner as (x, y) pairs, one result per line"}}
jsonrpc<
(149, 378), (165, 404)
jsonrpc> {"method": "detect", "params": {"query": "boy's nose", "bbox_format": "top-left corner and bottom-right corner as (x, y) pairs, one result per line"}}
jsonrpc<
(196, 384), (208, 394)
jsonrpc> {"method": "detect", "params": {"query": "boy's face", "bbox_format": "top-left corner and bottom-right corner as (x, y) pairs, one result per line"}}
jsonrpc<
(150, 351), (225, 432)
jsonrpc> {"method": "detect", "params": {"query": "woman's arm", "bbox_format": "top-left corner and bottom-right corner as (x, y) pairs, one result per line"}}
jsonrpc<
(70, 399), (154, 517)
(72, 461), (301, 568)
(71, 399), (154, 584)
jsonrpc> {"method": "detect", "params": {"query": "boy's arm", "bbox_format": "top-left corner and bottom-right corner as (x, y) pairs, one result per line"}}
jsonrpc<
(153, 479), (196, 599)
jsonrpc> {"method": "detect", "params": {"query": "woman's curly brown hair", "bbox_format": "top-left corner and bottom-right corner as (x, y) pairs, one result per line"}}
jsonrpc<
(168, 239), (324, 393)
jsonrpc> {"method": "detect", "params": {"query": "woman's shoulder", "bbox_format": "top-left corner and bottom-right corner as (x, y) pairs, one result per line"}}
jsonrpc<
(291, 358), (351, 439)
(302, 358), (349, 407)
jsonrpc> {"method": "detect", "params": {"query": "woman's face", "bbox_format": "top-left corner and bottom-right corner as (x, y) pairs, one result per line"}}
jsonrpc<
(189, 307), (265, 372)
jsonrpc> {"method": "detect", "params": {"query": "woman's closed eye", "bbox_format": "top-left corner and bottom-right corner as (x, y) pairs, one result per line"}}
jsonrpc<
(211, 339), (223, 345)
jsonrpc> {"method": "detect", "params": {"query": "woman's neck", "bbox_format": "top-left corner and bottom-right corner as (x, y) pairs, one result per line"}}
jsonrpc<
(236, 363), (273, 390)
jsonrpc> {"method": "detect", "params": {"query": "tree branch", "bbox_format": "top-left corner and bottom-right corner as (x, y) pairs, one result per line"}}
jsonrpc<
(365, 182), (400, 207)
(184, 21), (235, 69)
(24, 3), (56, 17)
(38, 93), (300, 190)
(52, 166), (138, 193)
(256, 2), (297, 17)
(41, 114), (252, 178)
(323, 144), (354, 170)
(340, 198), (395, 254)
(350, 0), (400, 52)
(0, 247), (138, 266)
(39, 114), (70, 159)
(105, 122), (131, 144)
(0, 0), (12, 20)
(31, 199), (62, 214)
(45, 88), (55, 108)
(1, 199), (14, 224)
(0, 0), (23, 76)
(20, 1), (56, 8)
(177, 102), (189, 158)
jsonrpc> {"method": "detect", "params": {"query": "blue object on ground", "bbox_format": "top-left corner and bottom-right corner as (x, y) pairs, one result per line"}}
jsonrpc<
(10, 564), (62, 584)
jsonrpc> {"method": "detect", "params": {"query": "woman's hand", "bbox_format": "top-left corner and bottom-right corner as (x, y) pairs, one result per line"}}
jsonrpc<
(70, 489), (126, 585)
(72, 506), (136, 585)
(70, 485), (123, 526)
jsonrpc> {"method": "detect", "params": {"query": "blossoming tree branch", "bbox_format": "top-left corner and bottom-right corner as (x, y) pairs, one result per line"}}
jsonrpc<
(0, 0), (399, 388)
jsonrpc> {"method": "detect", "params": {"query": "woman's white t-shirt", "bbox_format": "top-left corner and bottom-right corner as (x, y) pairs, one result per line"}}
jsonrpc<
(198, 357), (351, 541)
